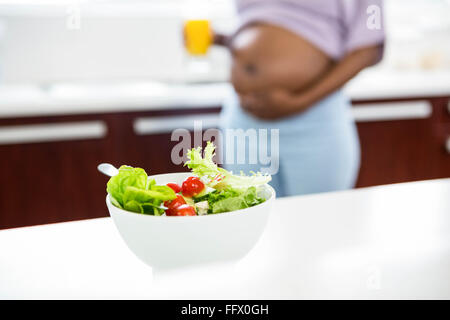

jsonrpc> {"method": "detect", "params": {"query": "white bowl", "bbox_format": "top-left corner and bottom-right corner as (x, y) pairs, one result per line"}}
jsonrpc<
(106, 172), (275, 270)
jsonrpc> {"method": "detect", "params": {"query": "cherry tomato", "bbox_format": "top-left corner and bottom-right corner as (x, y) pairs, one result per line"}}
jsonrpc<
(164, 194), (186, 216)
(174, 204), (196, 216)
(181, 176), (205, 197)
(166, 183), (182, 193)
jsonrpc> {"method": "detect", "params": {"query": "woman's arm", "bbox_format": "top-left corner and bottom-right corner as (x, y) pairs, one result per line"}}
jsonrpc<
(291, 45), (382, 109)
(241, 44), (383, 120)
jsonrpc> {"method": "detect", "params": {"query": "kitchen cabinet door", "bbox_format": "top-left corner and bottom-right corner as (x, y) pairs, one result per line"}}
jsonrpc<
(433, 123), (450, 180)
(355, 97), (450, 187)
(0, 108), (221, 229)
(432, 98), (450, 179)
(356, 119), (435, 187)
(0, 120), (111, 229)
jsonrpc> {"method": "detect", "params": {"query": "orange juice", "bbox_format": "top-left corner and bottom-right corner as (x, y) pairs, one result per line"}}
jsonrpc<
(184, 19), (212, 55)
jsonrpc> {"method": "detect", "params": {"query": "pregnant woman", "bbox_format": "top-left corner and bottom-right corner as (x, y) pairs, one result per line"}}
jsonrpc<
(216, 0), (385, 197)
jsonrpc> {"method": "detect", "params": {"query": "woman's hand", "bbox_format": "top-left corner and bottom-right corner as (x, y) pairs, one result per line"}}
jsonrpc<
(213, 33), (230, 47)
(239, 88), (310, 121)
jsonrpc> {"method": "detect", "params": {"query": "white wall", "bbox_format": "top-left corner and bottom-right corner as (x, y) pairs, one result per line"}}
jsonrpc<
(0, 1), (235, 84)
(0, 0), (449, 85)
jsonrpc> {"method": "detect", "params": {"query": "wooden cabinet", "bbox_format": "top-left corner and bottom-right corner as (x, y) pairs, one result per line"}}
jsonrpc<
(0, 127), (109, 228)
(0, 108), (219, 229)
(354, 97), (450, 187)
(0, 96), (449, 230)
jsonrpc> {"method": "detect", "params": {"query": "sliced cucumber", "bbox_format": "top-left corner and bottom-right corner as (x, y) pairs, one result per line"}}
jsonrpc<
(193, 186), (216, 200)
(182, 195), (195, 206)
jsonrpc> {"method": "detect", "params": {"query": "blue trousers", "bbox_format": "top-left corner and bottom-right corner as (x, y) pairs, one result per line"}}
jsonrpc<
(220, 90), (360, 197)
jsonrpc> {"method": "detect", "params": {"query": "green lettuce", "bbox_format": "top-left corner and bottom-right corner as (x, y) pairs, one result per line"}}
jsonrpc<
(106, 165), (148, 207)
(194, 186), (265, 214)
(107, 165), (176, 215)
(185, 141), (271, 190)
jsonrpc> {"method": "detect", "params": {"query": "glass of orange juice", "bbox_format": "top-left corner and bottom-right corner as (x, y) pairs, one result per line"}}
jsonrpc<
(184, 19), (213, 56)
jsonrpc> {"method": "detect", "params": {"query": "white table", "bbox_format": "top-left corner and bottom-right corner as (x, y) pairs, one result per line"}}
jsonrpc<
(1, 179), (449, 299)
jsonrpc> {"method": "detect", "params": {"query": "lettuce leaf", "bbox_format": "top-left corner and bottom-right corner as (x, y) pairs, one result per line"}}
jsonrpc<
(185, 142), (271, 190)
(107, 165), (148, 207)
(195, 186), (265, 214)
(210, 187), (265, 214)
(212, 196), (247, 214)
(107, 165), (176, 215)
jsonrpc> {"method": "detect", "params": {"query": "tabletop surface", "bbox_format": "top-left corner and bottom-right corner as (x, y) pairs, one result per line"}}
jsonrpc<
(1, 179), (449, 299)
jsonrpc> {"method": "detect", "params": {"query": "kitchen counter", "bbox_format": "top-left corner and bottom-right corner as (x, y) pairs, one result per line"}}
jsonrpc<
(0, 69), (450, 119)
(1, 178), (449, 299)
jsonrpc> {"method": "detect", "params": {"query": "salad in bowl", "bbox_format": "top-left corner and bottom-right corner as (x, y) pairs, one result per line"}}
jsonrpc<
(107, 141), (272, 217)
(104, 141), (275, 269)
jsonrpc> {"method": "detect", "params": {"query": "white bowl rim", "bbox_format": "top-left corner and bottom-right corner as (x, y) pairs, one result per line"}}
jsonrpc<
(106, 182), (275, 219)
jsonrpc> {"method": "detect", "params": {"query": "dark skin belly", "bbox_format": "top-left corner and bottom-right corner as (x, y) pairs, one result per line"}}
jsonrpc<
(230, 23), (334, 95)
(211, 20), (382, 120)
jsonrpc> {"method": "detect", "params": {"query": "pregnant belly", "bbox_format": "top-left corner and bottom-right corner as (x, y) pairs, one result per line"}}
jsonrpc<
(230, 23), (333, 94)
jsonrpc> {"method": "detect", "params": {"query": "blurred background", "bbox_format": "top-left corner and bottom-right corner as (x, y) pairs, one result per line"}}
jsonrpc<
(0, 0), (449, 229)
